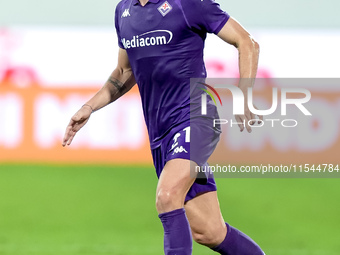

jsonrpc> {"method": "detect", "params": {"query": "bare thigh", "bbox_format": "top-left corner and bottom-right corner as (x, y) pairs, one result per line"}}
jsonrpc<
(156, 158), (196, 213)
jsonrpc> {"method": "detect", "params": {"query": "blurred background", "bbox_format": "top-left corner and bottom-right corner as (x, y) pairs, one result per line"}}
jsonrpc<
(0, 0), (339, 254)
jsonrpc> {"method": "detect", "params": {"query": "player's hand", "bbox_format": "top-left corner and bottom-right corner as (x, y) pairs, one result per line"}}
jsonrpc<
(235, 88), (263, 133)
(62, 105), (92, 146)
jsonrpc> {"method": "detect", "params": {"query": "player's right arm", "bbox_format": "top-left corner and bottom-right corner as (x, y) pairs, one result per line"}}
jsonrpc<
(62, 48), (136, 147)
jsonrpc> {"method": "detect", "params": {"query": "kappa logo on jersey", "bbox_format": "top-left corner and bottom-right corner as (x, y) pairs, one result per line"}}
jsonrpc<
(121, 30), (173, 49)
(121, 9), (130, 18)
(158, 1), (172, 16)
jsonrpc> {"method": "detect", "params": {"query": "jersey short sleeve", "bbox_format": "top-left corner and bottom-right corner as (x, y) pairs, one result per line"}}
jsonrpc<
(114, 2), (124, 49)
(180, 0), (230, 35)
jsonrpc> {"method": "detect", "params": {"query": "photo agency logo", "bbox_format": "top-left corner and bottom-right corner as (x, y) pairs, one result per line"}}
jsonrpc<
(198, 81), (312, 128)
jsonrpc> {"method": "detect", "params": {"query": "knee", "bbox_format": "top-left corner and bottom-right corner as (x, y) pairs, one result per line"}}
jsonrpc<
(156, 188), (182, 213)
(192, 225), (226, 248)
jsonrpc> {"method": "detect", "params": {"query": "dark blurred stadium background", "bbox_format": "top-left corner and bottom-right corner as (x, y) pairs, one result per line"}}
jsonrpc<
(0, 0), (339, 254)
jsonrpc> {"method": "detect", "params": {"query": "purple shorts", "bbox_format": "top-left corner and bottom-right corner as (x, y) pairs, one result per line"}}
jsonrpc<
(151, 119), (221, 202)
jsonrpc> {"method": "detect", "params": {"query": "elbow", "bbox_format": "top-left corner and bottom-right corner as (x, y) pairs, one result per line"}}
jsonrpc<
(238, 35), (259, 55)
(248, 36), (259, 56)
(252, 37), (260, 55)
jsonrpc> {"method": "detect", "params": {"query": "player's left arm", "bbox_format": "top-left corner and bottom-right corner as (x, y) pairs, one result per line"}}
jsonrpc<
(217, 17), (263, 132)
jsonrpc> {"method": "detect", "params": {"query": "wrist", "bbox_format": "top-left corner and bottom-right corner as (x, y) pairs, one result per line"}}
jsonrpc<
(82, 104), (94, 113)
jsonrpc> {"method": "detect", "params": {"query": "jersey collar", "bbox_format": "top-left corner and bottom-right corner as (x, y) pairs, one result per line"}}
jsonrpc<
(133, 0), (160, 6)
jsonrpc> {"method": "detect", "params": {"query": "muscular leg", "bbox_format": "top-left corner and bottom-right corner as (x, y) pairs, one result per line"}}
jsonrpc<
(185, 191), (265, 255)
(156, 158), (196, 213)
(185, 191), (227, 247)
(156, 158), (196, 255)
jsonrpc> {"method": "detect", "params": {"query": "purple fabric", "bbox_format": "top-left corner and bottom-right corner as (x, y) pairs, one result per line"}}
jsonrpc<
(151, 120), (218, 202)
(212, 223), (265, 255)
(115, 0), (229, 149)
(159, 208), (193, 255)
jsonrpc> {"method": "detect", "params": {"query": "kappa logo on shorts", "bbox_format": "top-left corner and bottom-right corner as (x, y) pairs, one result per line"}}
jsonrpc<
(158, 1), (172, 16)
(170, 133), (188, 155)
(171, 133), (181, 150)
(173, 146), (188, 155)
(170, 127), (190, 155)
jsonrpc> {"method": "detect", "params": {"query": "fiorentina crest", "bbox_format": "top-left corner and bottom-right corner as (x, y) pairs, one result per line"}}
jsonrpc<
(158, 1), (172, 16)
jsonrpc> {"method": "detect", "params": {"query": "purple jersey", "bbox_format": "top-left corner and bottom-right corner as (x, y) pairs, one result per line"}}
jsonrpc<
(115, 0), (229, 148)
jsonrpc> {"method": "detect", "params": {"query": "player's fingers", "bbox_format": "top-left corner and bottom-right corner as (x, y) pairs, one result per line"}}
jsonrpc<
(258, 114), (264, 124)
(249, 112), (256, 126)
(244, 111), (252, 133)
(62, 109), (91, 147)
(62, 123), (78, 146)
(235, 115), (245, 132)
(64, 130), (76, 146)
(245, 122), (252, 133)
(253, 105), (264, 124)
(62, 138), (68, 147)
(62, 126), (73, 146)
(66, 131), (76, 146)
